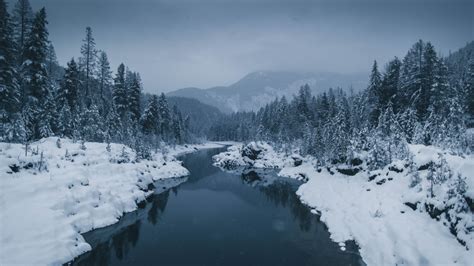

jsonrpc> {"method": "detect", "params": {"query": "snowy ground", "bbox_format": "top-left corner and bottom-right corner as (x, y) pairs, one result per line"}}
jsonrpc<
(0, 138), (225, 265)
(214, 142), (474, 266)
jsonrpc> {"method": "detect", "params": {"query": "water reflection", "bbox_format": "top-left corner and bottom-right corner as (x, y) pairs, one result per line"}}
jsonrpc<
(70, 148), (364, 266)
(240, 169), (313, 232)
(70, 180), (178, 266)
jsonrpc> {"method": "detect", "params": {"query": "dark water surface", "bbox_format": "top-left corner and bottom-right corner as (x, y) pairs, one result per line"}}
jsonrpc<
(71, 147), (364, 266)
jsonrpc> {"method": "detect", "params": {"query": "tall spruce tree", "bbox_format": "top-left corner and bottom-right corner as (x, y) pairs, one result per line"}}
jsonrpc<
(113, 63), (127, 119)
(380, 57), (401, 111)
(12, 0), (33, 66)
(399, 40), (424, 112)
(79, 26), (97, 107)
(128, 72), (141, 122)
(417, 41), (438, 120)
(0, 0), (24, 142)
(158, 93), (172, 140)
(140, 95), (160, 135)
(57, 58), (80, 110)
(367, 60), (382, 126)
(97, 51), (112, 114)
(22, 8), (52, 139)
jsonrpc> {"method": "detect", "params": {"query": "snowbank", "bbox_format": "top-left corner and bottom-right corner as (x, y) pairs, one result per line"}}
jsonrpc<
(212, 142), (294, 170)
(214, 142), (474, 265)
(0, 138), (222, 265)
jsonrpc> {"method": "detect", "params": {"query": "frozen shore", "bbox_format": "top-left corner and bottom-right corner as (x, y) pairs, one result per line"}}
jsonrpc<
(213, 142), (474, 265)
(0, 138), (224, 265)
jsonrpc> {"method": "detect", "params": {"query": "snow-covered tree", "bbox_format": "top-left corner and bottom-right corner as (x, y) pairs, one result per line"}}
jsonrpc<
(367, 60), (382, 126)
(128, 72), (141, 122)
(22, 8), (52, 140)
(140, 95), (159, 135)
(97, 51), (112, 114)
(57, 58), (80, 110)
(80, 104), (104, 142)
(158, 93), (172, 140)
(11, 0), (33, 66)
(79, 26), (97, 106)
(113, 63), (127, 119)
(0, 0), (23, 141)
(105, 103), (122, 142)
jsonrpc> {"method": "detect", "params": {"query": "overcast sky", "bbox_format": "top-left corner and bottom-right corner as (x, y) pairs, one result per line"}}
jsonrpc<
(9, 0), (474, 93)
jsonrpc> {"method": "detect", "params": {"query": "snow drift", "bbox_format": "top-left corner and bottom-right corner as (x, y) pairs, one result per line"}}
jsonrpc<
(214, 142), (474, 266)
(0, 138), (221, 265)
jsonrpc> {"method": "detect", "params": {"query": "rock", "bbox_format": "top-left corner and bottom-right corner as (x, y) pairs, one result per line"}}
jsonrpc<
(241, 143), (262, 160)
(291, 154), (303, 167)
(368, 174), (377, 181)
(336, 167), (360, 176)
(404, 202), (418, 210)
(418, 162), (433, 171)
(388, 165), (403, 173)
(350, 158), (363, 166)
(9, 164), (20, 173)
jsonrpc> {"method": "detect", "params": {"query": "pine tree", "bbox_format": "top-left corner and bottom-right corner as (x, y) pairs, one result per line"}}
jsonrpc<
(380, 57), (401, 111)
(57, 58), (80, 110)
(105, 103), (122, 142)
(22, 8), (52, 140)
(79, 26), (97, 107)
(80, 104), (104, 142)
(416, 42), (438, 120)
(366, 60), (382, 126)
(430, 58), (451, 116)
(140, 95), (159, 135)
(158, 93), (171, 141)
(11, 0), (33, 66)
(397, 107), (417, 142)
(113, 63), (127, 119)
(0, 0), (23, 141)
(399, 40), (424, 112)
(97, 51), (112, 114)
(128, 72), (141, 122)
(172, 105), (184, 144)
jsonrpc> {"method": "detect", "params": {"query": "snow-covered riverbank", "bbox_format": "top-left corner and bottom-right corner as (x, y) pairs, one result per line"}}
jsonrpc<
(0, 138), (224, 265)
(213, 142), (474, 265)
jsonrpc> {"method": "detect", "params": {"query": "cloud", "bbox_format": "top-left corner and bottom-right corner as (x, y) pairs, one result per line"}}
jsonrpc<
(17, 0), (474, 92)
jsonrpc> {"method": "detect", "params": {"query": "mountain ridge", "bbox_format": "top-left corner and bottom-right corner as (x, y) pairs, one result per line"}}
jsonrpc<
(167, 71), (368, 113)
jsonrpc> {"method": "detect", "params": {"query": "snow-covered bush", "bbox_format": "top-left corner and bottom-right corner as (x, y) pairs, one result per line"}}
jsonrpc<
(213, 142), (289, 170)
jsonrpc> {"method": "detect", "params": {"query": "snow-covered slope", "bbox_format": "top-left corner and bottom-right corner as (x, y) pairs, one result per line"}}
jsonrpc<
(167, 71), (367, 113)
(0, 138), (223, 265)
(214, 142), (474, 265)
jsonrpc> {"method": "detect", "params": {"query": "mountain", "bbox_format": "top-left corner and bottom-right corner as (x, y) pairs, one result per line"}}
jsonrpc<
(167, 71), (367, 113)
(167, 96), (224, 137)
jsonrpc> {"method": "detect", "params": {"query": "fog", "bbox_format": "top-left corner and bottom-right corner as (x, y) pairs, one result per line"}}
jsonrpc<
(13, 0), (474, 93)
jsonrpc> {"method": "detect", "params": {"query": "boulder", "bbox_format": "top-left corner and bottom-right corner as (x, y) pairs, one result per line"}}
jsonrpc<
(291, 154), (303, 167)
(241, 142), (262, 160)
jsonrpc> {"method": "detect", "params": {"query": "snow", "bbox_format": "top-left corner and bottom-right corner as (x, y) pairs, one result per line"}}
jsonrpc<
(0, 138), (225, 265)
(214, 142), (474, 266)
(409, 144), (474, 198)
(295, 165), (473, 266)
(212, 142), (289, 169)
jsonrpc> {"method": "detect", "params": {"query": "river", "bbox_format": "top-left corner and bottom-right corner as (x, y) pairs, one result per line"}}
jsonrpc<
(71, 147), (364, 266)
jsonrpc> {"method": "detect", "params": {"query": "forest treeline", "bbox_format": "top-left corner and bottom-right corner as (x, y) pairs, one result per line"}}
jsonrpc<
(0, 0), (191, 157)
(210, 40), (474, 168)
(1, 0), (473, 166)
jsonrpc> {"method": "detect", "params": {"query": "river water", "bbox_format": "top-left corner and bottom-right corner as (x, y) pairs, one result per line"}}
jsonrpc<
(71, 147), (364, 266)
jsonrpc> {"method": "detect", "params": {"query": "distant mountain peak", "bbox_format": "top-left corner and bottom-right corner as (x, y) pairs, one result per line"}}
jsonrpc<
(167, 71), (367, 113)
